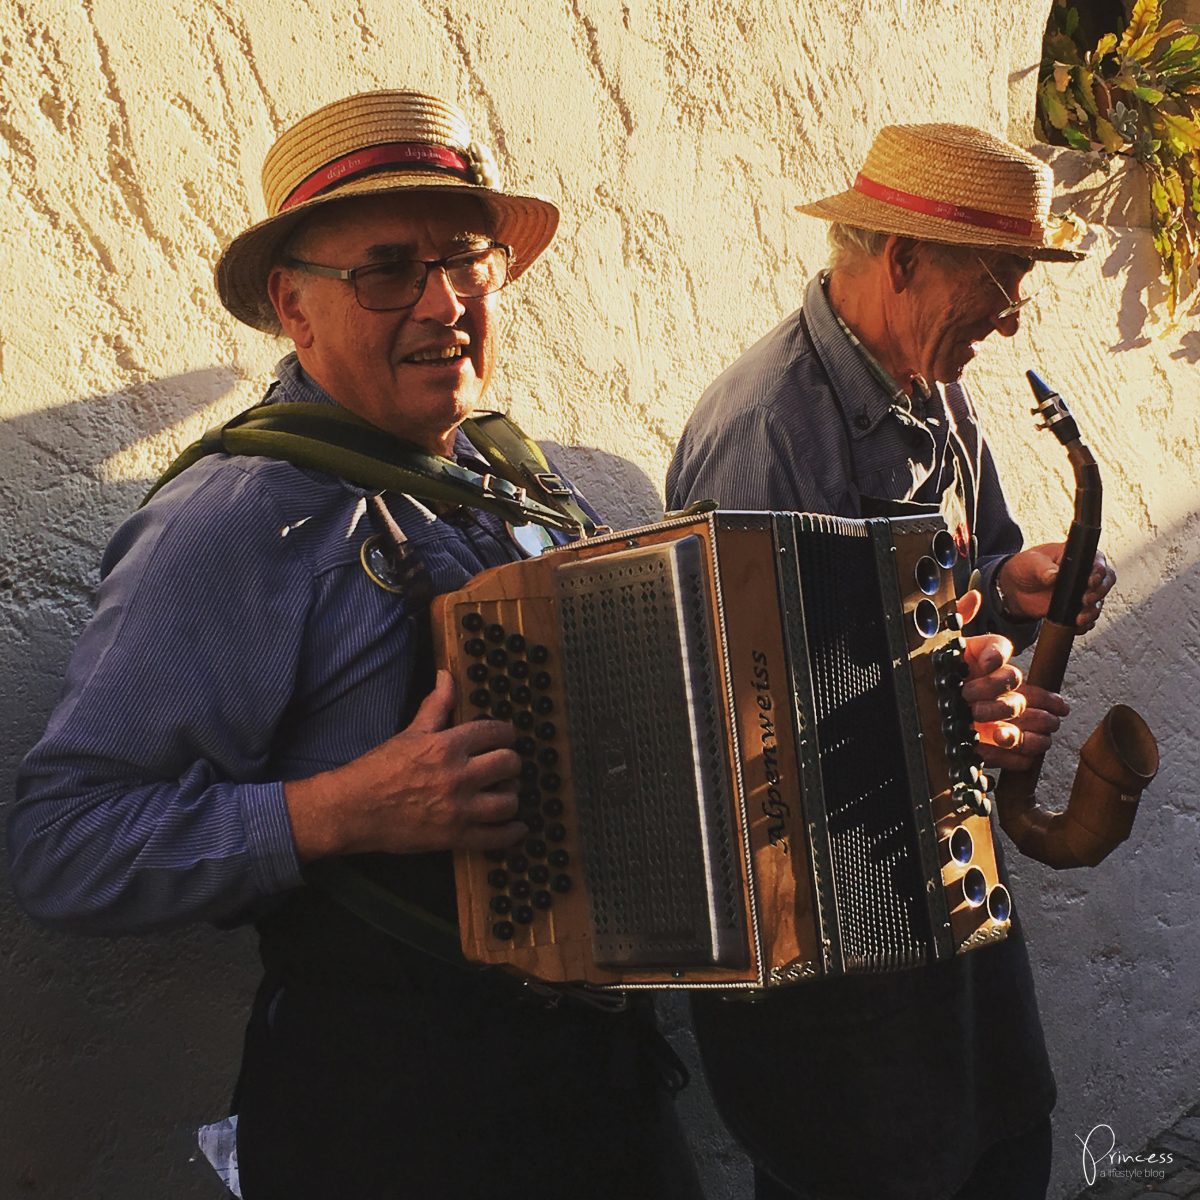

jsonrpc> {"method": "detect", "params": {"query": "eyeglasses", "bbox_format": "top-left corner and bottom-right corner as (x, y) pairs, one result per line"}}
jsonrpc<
(975, 255), (1037, 320)
(285, 242), (512, 312)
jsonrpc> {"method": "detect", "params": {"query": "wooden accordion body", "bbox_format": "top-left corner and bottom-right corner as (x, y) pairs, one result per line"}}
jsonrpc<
(432, 511), (1012, 991)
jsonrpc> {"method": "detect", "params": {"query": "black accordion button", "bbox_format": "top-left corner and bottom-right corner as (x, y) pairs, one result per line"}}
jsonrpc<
(515, 737), (536, 757)
(551, 875), (572, 894)
(537, 747), (559, 767)
(486, 623), (506, 643)
(512, 879), (532, 899)
(507, 854), (529, 874)
(487, 868), (509, 889)
(512, 685), (533, 706)
(465, 638), (486, 657)
(486, 648), (508, 668)
(494, 701), (514, 720)
(524, 813), (545, 833)
(533, 891), (553, 910)
(490, 895), (512, 914)
(492, 920), (515, 940)
(540, 773), (561, 792)
(536, 722), (556, 741)
(529, 865), (550, 885)
(519, 762), (539, 783)
(510, 660), (530, 680)
(548, 848), (569, 868)
(489, 675), (510, 694)
(461, 612), (485, 633)
(518, 787), (541, 805)
(533, 696), (555, 716)
(526, 839), (547, 859)
(542, 798), (564, 817)
(532, 672), (552, 691)
(529, 645), (550, 664)
(514, 905), (534, 924)
(506, 633), (526, 653)
(469, 689), (491, 708)
(514, 710), (534, 730)
(467, 663), (488, 683)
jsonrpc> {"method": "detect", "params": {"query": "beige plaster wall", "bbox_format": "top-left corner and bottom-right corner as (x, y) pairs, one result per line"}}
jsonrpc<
(1, 3), (1195, 1198)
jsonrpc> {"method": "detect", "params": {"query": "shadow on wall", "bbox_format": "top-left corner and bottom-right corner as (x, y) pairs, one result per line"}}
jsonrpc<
(0, 369), (258, 1200)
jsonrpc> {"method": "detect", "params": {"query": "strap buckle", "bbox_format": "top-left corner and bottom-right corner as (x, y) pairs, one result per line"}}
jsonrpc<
(533, 471), (573, 498)
(478, 473), (526, 505)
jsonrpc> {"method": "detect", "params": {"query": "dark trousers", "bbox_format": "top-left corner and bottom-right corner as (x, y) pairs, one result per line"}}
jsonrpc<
(754, 1117), (1053, 1200)
(233, 973), (704, 1200)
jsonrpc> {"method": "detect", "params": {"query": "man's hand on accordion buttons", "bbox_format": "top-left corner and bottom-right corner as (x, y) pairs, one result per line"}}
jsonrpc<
(284, 670), (526, 861)
(955, 592), (1067, 771)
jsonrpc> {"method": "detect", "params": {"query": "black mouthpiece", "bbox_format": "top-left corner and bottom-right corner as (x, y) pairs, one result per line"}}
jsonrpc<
(1025, 369), (1080, 445)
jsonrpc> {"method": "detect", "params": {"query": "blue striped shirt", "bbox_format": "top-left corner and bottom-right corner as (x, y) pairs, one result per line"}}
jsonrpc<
(8, 356), (535, 934)
(667, 271), (1034, 648)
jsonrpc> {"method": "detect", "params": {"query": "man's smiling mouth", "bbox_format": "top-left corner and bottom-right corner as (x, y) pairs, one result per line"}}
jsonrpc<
(402, 346), (465, 364)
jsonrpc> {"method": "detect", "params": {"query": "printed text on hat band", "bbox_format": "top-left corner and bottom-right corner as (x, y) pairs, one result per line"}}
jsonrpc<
(282, 143), (473, 211)
(852, 173), (1035, 237)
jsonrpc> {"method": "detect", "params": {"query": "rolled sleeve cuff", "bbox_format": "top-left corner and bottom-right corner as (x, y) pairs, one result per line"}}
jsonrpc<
(242, 781), (304, 896)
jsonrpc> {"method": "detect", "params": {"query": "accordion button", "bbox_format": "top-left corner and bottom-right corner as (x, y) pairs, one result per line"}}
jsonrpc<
(533, 891), (553, 910)
(529, 865), (550, 884)
(542, 798), (564, 817)
(526, 839), (547, 859)
(540, 773), (562, 791)
(506, 633), (527, 653)
(487, 869), (509, 889)
(467, 663), (488, 683)
(537, 747), (558, 767)
(490, 895), (512, 914)
(490, 675), (510, 694)
(494, 701), (514, 720)
(515, 737), (536, 757)
(551, 874), (572, 894)
(536, 722), (556, 741)
(469, 689), (491, 708)
(518, 787), (541, 805)
(512, 880), (532, 899)
(532, 671), (552, 690)
(492, 921), (515, 940)
(514, 711), (534, 730)
(461, 612), (485, 632)
(549, 848), (569, 867)
(534, 696), (555, 715)
(508, 854), (529, 874)
(510, 660), (530, 680)
(529, 644), (550, 664)
(486, 623), (506, 643)
(486, 648), (508, 668)
(465, 639), (486, 657)
(512, 685), (533, 706)
(519, 762), (539, 782)
(514, 906), (534, 924)
(524, 813), (545, 833)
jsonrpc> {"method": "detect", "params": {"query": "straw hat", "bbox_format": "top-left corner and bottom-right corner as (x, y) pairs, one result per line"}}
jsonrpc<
(216, 89), (560, 330)
(797, 124), (1087, 262)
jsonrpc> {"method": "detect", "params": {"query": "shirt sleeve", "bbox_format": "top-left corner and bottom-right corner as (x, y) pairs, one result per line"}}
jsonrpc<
(8, 464), (312, 935)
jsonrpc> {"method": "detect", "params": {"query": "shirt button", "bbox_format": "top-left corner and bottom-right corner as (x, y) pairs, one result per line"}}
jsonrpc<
(853, 412), (871, 431)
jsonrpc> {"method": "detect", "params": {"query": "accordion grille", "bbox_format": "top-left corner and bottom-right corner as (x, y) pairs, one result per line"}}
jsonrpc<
(556, 536), (747, 969)
(795, 523), (933, 972)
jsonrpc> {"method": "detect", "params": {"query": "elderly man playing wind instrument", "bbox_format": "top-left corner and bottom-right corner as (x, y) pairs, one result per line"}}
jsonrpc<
(669, 125), (1116, 1200)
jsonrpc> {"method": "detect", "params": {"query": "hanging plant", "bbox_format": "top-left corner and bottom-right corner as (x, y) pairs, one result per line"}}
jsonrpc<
(1036, 0), (1200, 317)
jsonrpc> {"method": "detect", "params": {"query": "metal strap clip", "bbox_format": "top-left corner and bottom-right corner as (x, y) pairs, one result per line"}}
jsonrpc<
(533, 471), (573, 498)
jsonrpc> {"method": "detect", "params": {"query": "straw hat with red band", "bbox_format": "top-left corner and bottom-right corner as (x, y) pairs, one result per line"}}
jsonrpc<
(216, 89), (561, 331)
(796, 123), (1087, 262)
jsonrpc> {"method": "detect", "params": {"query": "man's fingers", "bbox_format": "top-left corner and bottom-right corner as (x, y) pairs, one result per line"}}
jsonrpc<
(1019, 684), (1069, 717)
(462, 747), (522, 791)
(961, 664), (1022, 705)
(459, 818), (528, 851)
(406, 670), (457, 735)
(447, 716), (519, 756)
(955, 589), (982, 628)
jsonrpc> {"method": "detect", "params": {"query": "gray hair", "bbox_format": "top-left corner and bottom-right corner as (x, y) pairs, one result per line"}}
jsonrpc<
(826, 222), (974, 272)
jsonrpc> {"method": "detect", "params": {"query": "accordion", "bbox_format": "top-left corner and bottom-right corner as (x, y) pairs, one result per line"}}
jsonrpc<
(432, 510), (1012, 991)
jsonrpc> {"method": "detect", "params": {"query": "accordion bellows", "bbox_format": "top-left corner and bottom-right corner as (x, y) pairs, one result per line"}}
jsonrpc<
(433, 511), (1011, 990)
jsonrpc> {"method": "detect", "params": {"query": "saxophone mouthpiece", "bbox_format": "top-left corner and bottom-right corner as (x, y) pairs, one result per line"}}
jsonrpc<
(1025, 369), (1080, 444)
(1026, 369), (1058, 405)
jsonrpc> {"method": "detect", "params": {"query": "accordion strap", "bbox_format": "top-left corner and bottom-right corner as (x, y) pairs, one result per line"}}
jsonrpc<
(142, 400), (591, 536)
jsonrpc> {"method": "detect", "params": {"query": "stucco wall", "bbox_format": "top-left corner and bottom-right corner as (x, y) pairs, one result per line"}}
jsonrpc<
(1, 3), (1196, 1198)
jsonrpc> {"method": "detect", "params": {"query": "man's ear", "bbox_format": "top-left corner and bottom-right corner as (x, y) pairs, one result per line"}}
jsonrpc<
(883, 236), (922, 294)
(267, 266), (314, 349)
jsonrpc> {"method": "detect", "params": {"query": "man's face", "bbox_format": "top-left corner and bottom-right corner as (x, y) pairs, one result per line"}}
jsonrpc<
(271, 192), (498, 453)
(896, 246), (1034, 387)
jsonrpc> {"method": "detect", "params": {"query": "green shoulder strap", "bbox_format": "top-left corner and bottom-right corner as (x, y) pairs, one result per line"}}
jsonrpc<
(461, 410), (599, 536)
(143, 401), (586, 536)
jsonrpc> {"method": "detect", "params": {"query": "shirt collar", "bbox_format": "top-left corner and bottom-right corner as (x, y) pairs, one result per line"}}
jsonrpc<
(804, 273), (940, 433)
